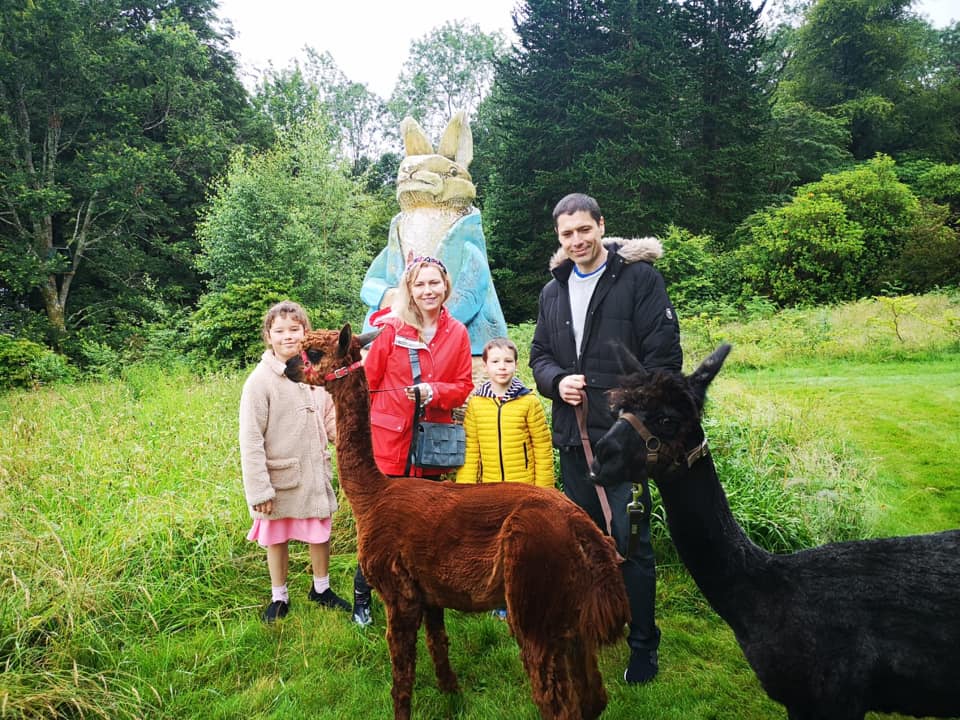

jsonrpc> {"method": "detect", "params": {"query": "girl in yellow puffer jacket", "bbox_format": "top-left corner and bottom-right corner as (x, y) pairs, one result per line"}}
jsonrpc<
(455, 338), (555, 488)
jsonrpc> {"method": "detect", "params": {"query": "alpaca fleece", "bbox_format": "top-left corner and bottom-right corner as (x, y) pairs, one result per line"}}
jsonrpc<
(287, 326), (630, 720)
(592, 343), (960, 720)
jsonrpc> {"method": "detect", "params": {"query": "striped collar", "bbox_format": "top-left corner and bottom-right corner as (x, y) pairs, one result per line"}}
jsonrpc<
(474, 377), (530, 401)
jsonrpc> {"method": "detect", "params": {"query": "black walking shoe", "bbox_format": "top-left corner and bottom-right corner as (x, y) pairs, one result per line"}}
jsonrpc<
(308, 587), (351, 612)
(624, 649), (658, 684)
(262, 599), (289, 623)
(352, 592), (373, 627)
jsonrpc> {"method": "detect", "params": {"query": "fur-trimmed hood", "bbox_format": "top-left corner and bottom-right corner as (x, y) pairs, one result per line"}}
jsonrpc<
(548, 236), (663, 270)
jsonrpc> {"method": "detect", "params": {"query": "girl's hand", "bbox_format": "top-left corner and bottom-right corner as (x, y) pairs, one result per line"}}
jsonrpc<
(253, 499), (274, 514)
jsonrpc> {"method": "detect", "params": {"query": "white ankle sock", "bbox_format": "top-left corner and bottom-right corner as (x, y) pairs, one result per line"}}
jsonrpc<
(271, 584), (289, 603)
(314, 575), (330, 594)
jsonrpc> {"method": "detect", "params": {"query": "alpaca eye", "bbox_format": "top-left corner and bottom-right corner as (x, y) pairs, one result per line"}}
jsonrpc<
(307, 349), (322, 363)
(449, 167), (458, 176)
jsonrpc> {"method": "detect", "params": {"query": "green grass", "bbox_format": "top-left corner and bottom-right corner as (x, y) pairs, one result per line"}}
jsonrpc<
(726, 358), (960, 537)
(1, 293), (958, 719)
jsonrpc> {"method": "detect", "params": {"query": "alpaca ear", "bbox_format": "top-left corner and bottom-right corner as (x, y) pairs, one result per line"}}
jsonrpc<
(338, 324), (353, 358)
(401, 116), (433, 156)
(355, 328), (382, 348)
(437, 110), (473, 168)
(611, 341), (647, 376)
(689, 344), (731, 402)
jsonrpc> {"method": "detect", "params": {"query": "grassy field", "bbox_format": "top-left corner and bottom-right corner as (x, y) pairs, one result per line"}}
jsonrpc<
(1, 293), (958, 719)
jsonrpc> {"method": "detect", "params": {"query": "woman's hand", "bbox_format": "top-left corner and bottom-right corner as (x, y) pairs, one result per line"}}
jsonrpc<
(404, 383), (433, 404)
(253, 499), (274, 514)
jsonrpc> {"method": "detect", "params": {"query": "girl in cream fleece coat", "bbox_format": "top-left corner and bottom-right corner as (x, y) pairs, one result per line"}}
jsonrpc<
(239, 301), (351, 623)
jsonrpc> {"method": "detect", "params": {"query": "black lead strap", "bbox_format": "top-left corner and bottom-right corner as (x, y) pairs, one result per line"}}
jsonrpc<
(404, 348), (423, 477)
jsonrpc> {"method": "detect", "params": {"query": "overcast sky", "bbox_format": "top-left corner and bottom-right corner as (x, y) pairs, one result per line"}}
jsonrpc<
(216, 0), (958, 99)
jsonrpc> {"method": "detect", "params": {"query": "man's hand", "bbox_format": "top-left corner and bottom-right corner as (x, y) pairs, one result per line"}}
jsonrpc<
(558, 374), (586, 405)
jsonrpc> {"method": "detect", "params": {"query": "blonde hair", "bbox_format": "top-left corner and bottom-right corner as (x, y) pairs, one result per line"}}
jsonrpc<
(261, 300), (312, 345)
(392, 259), (452, 334)
(482, 337), (518, 362)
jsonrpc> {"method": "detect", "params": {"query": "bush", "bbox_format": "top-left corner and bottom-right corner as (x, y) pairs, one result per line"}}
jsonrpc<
(657, 225), (726, 311)
(735, 193), (866, 305)
(0, 335), (77, 389)
(732, 155), (944, 306)
(187, 280), (295, 368)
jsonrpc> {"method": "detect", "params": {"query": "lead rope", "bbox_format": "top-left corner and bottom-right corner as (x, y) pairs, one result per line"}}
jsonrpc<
(574, 389), (616, 540)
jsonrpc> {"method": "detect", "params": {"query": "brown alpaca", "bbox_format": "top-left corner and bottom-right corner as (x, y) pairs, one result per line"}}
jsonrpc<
(285, 325), (630, 720)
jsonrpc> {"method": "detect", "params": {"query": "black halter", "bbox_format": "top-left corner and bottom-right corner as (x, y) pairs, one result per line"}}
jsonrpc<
(617, 411), (710, 471)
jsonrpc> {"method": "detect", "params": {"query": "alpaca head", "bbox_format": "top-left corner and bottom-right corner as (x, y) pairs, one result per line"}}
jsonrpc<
(284, 324), (379, 390)
(591, 344), (731, 488)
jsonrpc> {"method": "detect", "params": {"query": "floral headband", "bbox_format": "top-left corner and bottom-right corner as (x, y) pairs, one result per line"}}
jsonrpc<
(404, 255), (448, 275)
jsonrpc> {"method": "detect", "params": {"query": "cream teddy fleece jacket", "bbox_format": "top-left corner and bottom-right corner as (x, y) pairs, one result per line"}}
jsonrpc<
(239, 350), (338, 520)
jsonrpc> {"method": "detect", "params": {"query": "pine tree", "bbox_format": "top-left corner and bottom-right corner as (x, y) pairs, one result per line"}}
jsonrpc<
(484, 0), (687, 321)
(674, 0), (773, 240)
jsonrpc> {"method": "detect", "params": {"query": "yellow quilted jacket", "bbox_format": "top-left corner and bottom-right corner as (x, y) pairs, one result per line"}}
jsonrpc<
(455, 380), (555, 487)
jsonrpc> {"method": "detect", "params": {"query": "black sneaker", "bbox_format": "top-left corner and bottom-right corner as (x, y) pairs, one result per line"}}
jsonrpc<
(308, 587), (350, 612)
(262, 599), (289, 623)
(352, 592), (373, 627)
(624, 649), (658, 684)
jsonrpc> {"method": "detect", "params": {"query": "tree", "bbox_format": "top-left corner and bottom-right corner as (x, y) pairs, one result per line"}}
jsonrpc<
(483, 0), (690, 321)
(0, 0), (264, 340)
(254, 48), (389, 171)
(781, 0), (940, 159)
(674, 0), (775, 238)
(388, 20), (507, 140)
(195, 113), (376, 325)
(762, 98), (852, 198)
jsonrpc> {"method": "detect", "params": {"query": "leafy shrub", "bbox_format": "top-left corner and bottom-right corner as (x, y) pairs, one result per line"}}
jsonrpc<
(657, 225), (726, 311)
(733, 155), (940, 305)
(890, 203), (960, 291)
(911, 162), (960, 222)
(187, 280), (295, 368)
(735, 193), (866, 305)
(0, 335), (77, 389)
(79, 340), (123, 380)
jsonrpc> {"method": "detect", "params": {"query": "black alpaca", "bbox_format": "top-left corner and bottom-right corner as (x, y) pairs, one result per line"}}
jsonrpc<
(591, 344), (960, 720)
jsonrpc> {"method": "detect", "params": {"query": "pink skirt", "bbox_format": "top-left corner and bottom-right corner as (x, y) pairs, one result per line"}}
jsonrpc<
(246, 517), (332, 547)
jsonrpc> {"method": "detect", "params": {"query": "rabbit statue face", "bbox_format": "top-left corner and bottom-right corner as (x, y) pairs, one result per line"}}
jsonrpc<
(396, 112), (476, 213)
(397, 154), (475, 210)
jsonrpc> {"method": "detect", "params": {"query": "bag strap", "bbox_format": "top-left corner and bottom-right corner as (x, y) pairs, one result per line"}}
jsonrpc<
(408, 347), (422, 383)
(404, 348), (422, 476)
(574, 389), (615, 540)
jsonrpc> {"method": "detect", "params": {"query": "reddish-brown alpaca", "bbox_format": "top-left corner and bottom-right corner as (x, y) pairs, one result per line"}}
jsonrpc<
(285, 326), (630, 720)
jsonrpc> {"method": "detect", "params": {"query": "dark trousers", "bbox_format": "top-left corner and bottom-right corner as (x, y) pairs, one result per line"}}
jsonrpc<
(559, 445), (660, 652)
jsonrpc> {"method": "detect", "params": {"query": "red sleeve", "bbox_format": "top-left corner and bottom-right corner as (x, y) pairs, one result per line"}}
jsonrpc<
(428, 323), (474, 411)
(363, 323), (396, 391)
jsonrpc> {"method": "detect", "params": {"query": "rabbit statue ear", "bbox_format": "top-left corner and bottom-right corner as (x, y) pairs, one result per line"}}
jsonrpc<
(401, 117), (433, 156)
(438, 110), (473, 168)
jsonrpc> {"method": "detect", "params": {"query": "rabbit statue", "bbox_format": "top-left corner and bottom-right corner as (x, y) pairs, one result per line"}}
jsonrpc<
(360, 110), (507, 354)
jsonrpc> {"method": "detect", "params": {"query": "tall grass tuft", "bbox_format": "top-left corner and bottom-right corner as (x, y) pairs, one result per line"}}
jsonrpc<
(683, 290), (960, 368)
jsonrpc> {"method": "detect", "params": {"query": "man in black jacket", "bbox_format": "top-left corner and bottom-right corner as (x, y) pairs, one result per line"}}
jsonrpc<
(530, 193), (682, 684)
